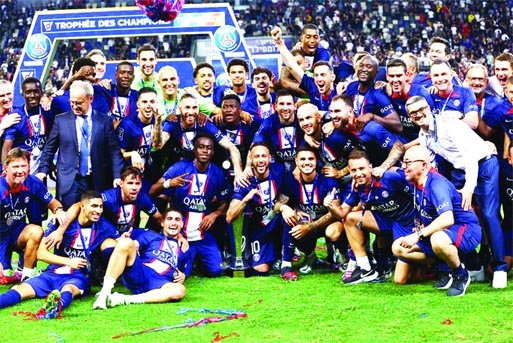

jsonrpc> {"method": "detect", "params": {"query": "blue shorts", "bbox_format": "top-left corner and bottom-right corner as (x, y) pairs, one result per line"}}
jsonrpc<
(391, 222), (414, 241)
(188, 232), (223, 277)
(417, 222), (482, 257)
(122, 255), (172, 294)
(0, 222), (26, 269)
(28, 199), (48, 225)
(242, 216), (282, 267)
(25, 271), (90, 298)
(373, 213), (413, 240)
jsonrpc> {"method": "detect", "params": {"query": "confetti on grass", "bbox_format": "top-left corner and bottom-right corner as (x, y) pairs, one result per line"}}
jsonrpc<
(112, 308), (247, 339)
(212, 331), (239, 342)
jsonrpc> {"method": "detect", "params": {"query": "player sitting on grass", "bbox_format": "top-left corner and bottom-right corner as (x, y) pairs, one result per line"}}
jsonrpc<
(0, 190), (119, 318)
(93, 208), (190, 309)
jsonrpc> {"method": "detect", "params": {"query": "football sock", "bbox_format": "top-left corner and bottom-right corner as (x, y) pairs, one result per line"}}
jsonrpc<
(356, 256), (371, 271)
(334, 239), (348, 257)
(305, 251), (316, 259)
(461, 251), (482, 270)
(375, 247), (389, 270)
(347, 248), (356, 261)
(125, 294), (144, 305)
(101, 276), (116, 294)
(21, 267), (34, 280)
(281, 261), (292, 268)
(60, 291), (73, 309)
(0, 289), (22, 308)
(282, 230), (295, 263)
(453, 264), (466, 277)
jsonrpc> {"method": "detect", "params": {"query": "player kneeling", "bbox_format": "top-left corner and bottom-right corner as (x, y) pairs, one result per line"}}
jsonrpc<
(93, 209), (191, 309)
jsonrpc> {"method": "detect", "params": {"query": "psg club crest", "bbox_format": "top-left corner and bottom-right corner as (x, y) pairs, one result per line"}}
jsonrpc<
(25, 34), (52, 60)
(213, 25), (242, 53)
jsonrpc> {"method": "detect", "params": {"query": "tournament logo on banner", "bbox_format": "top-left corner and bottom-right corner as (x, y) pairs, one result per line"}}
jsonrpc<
(213, 25), (241, 53)
(25, 34), (52, 60)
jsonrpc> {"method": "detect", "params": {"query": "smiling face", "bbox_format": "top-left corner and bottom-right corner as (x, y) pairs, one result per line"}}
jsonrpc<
(162, 210), (184, 238)
(81, 197), (104, 223)
(90, 53), (107, 80)
(5, 157), (29, 187)
(494, 60), (513, 89)
(387, 65), (408, 94)
(402, 147), (430, 184)
(194, 66), (215, 95)
(193, 136), (214, 165)
(137, 91), (158, 123)
(179, 96), (199, 128)
(406, 98), (431, 130)
(465, 66), (488, 96)
(348, 157), (373, 187)
(250, 145), (271, 178)
(430, 62), (453, 94)
(313, 64), (334, 95)
(356, 56), (378, 84)
(428, 42), (450, 65)
(297, 105), (320, 136)
(137, 50), (157, 77)
(275, 94), (296, 124)
(159, 68), (180, 99)
(252, 72), (271, 97)
(329, 98), (353, 130)
(295, 150), (317, 176)
(301, 28), (320, 55)
(21, 82), (43, 112)
(228, 65), (247, 88)
(0, 82), (14, 114)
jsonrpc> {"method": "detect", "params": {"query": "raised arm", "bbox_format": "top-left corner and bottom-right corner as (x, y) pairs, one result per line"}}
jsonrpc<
(271, 26), (305, 83)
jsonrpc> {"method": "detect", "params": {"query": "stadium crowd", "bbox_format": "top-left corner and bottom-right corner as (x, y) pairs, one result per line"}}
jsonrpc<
(2, 0), (513, 84)
(0, 0), (512, 317)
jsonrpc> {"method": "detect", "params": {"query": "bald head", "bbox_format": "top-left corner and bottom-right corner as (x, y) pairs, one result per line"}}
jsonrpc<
(404, 145), (431, 163)
(297, 103), (318, 117)
(403, 145), (431, 183)
(297, 103), (320, 136)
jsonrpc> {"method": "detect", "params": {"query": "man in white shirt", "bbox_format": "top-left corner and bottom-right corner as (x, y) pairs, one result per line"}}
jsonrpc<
(406, 95), (507, 289)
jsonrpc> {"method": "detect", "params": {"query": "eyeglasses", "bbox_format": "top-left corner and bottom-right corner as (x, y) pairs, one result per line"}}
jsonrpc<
(401, 160), (425, 168)
(408, 106), (428, 117)
(467, 77), (486, 83)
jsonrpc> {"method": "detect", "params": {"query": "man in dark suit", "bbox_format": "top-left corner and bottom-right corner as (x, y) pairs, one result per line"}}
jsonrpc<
(36, 80), (124, 209)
